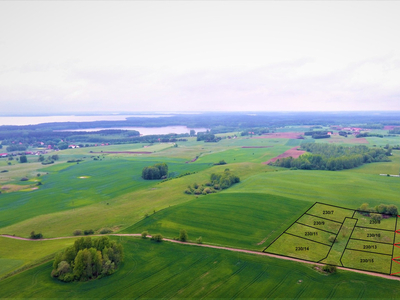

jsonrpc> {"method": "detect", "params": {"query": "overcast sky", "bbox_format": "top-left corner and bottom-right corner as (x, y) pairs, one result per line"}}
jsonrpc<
(0, 1), (399, 114)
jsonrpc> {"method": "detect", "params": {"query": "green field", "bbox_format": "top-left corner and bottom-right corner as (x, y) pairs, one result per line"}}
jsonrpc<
(2, 129), (400, 297)
(2, 237), (400, 299)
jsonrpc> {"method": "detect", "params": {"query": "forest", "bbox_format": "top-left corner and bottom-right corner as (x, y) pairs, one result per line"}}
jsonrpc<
(271, 143), (391, 171)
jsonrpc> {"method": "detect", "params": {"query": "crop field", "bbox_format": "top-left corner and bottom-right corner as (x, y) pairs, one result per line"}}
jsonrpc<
(121, 192), (311, 250)
(265, 202), (400, 276)
(2, 237), (400, 299)
(2, 128), (400, 298)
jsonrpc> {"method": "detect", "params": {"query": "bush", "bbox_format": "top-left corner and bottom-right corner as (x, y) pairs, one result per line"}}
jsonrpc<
(328, 235), (337, 243)
(99, 228), (113, 234)
(179, 229), (188, 242)
(151, 233), (163, 242)
(196, 236), (202, 244)
(141, 231), (148, 239)
(84, 229), (94, 235)
(0, 170), (8, 173)
(73, 230), (82, 236)
(20, 177), (29, 181)
(30, 231), (43, 239)
(322, 264), (337, 274)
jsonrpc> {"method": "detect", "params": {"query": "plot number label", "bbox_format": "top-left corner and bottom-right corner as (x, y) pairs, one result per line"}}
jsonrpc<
(363, 245), (377, 250)
(314, 221), (325, 225)
(370, 220), (380, 224)
(323, 210), (334, 215)
(360, 259), (374, 263)
(305, 232), (318, 236)
(367, 233), (380, 238)
(295, 247), (309, 251)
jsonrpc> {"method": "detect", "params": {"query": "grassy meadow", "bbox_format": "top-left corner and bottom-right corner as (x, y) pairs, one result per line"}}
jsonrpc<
(2, 127), (400, 297)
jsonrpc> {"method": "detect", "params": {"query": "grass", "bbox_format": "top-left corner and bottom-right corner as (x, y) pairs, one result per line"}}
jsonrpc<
(0, 158), (211, 230)
(2, 237), (400, 298)
(121, 192), (311, 250)
(0, 237), (77, 278)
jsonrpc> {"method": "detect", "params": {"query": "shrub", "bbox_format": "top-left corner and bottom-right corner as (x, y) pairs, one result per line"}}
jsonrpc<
(196, 236), (203, 244)
(179, 229), (188, 242)
(0, 170), (8, 173)
(100, 228), (113, 234)
(20, 177), (29, 181)
(322, 264), (337, 274)
(141, 231), (148, 239)
(30, 231), (43, 239)
(328, 235), (337, 243)
(184, 189), (192, 195)
(84, 229), (94, 235)
(73, 230), (82, 236)
(151, 233), (163, 242)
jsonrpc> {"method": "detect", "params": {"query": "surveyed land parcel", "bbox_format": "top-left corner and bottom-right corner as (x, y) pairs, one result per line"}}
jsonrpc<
(264, 202), (400, 276)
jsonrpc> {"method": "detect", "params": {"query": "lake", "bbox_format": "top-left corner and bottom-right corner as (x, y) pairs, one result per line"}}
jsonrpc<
(56, 126), (209, 136)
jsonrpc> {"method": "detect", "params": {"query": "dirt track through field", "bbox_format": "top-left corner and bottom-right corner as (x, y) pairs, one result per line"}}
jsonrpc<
(2, 234), (400, 281)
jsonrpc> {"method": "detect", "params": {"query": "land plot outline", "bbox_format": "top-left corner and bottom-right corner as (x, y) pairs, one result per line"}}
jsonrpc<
(264, 202), (400, 276)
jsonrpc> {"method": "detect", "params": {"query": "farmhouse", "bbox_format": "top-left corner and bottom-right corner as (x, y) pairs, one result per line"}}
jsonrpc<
(0, 153), (7, 157)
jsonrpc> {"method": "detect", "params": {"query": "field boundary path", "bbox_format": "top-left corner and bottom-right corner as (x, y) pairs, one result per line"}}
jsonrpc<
(2, 232), (400, 281)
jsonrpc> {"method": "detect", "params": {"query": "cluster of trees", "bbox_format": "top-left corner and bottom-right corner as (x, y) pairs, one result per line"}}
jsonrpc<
(272, 143), (390, 171)
(389, 128), (400, 134)
(142, 163), (168, 180)
(184, 169), (240, 195)
(51, 236), (123, 282)
(6, 144), (27, 152)
(304, 131), (330, 139)
(213, 160), (227, 165)
(196, 132), (221, 142)
(356, 132), (384, 138)
(240, 128), (270, 136)
(357, 203), (398, 217)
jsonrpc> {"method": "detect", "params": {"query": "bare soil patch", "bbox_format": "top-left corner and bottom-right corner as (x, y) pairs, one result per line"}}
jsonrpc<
(91, 151), (152, 154)
(252, 132), (303, 139)
(242, 146), (273, 149)
(263, 147), (306, 165)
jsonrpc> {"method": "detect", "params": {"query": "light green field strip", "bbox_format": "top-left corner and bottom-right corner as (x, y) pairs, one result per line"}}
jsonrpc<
(285, 223), (333, 246)
(0, 237), (77, 278)
(351, 227), (394, 244)
(342, 249), (392, 274)
(354, 212), (397, 231)
(306, 203), (354, 223)
(296, 214), (342, 234)
(346, 239), (393, 255)
(320, 218), (357, 266)
(265, 233), (331, 262)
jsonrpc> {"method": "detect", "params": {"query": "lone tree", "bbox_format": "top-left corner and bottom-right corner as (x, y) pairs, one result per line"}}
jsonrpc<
(179, 229), (188, 242)
(20, 155), (27, 163)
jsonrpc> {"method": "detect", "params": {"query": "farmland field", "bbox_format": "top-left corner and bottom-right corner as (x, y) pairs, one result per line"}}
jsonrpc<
(2, 124), (400, 298)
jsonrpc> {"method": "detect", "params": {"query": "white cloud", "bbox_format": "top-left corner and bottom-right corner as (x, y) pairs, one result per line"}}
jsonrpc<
(0, 1), (399, 113)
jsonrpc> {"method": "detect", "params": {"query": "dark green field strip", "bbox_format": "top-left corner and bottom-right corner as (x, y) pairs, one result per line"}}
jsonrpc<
(351, 227), (394, 244)
(265, 233), (331, 262)
(3, 237), (400, 299)
(121, 193), (311, 251)
(320, 217), (358, 266)
(341, 249), (392, 275)
(346, 239), (393, 255)
(354, 212), (397, 231)
(306, 203), (354, 223)
(296, 214), (342, 234)
(285, 222), (333, 246)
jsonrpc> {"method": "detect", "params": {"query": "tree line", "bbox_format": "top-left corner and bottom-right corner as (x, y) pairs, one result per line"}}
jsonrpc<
(51, 236), (123, 282)
(185, 169), (240, 195)
(271, 143), (390, 171)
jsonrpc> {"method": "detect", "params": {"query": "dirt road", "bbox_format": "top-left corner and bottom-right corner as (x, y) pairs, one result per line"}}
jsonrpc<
(2, 233), (399, 281)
